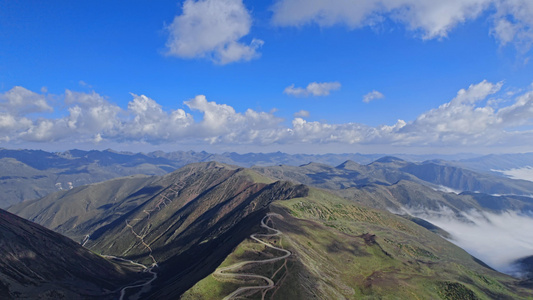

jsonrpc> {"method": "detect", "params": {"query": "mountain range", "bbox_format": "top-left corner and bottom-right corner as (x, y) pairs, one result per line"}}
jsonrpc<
(2, 148), (533, 209)
(6, 158), (533, 299)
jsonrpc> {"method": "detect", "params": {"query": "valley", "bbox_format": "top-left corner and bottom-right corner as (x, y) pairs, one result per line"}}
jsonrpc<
(3, 152), (533, 299)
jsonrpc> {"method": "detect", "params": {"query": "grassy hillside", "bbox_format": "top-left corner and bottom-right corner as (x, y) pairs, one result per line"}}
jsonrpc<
(184, 188), (533, 299)
(10, 161), (533, 299)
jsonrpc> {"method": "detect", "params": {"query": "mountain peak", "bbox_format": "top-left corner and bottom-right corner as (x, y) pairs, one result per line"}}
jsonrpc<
(336, 160), (362, 169)
(374, 156), (406, 163)
(299, 161), (330, 168)
(195, 161), (239, 170)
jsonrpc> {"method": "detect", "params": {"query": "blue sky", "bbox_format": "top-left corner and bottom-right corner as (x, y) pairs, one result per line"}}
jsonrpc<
(1, 0), (533, 154)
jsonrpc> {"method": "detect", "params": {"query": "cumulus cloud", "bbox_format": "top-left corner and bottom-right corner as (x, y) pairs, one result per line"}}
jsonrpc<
(184, 95), (284, 144)
(2, 80), (533, 151)
(64, 90), (121, 134)
(271, 0), (533, 52)
(284, 82), (341, 97)
(363, 90), (385, 103)
(0, 86), (52, 115)
(394, 80), (508, 145)
(17, 90), (122, 143)
(165, 0), (263, 64)
(123, 94), (194, 141)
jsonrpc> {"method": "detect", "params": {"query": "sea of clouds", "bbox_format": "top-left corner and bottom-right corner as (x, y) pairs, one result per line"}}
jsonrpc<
(406, 206), (533, 276)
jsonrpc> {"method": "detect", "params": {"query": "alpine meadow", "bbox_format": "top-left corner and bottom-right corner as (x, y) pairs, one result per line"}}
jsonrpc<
(2, 1), (533, 299)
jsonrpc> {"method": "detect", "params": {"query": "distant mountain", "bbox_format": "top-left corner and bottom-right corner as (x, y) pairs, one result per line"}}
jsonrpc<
(0, 208), (143, 299)
(457, 153), (533, 173)
(10, 162), (533, 298)
(514, 255), (533, 282)
(0, 148), (489, 208)
(252, 158), (533, 215)
(149, 151), (481, 168)
(0, 149), (178, 208)
(400, 160), (533, 196)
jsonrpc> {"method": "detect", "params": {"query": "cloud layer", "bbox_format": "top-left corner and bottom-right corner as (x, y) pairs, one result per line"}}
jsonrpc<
(271, 0), (533, 52)
(165, 0), (263, 64)
(408, 207), (533, 275)
(1, 80), (533, 151)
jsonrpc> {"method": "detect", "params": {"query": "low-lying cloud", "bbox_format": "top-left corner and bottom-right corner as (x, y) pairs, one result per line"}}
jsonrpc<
(407, 207), (533, 275)
(492, 166), (533, 182)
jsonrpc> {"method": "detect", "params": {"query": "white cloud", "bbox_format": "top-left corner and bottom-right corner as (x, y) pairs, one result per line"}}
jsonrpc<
(294, 110), (310, 118)
(184, 95), (283, 144)
(0, 86), (52, 115)
(492, 18), (518, 46)
(395, 80), (506, 145)
(272, 0), (490, 39)
(284, 82), (341, 97)
(363, 90), (384, 103)
(407, 208), (533, 275)
(64, 90), (121, 134)
(271, 0), (533, 52)
(390, 0), (490, 39)
(451, 80), (503, 105)
(3, 80), (533, 151)
(492, 166), (533, 182)
(492, 0), (533, 53)
(122, 94), (194, 142)
(165, 0), (263, 64)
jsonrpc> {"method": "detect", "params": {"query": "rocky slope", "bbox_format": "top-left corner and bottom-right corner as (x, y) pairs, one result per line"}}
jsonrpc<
(0, 209), (143, 299)
(10, 162), (309, 298)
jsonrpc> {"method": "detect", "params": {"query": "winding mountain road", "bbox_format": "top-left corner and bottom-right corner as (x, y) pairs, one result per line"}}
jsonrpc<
(102, 255), (157, 300)
(102, 183), (183, 300)
(215, 213), (291, 300)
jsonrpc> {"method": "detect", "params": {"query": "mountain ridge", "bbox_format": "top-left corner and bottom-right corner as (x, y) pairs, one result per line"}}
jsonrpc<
(9, 161), (533, 298)
(0, 208), (144, 299)
(2, 148), (533, 208)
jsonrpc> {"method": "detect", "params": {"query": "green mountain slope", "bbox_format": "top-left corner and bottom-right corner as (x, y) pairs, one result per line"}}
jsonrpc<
(10, 162), (533, 299)
(184, 188), (533, 299)
(253, 159), (533, 215)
